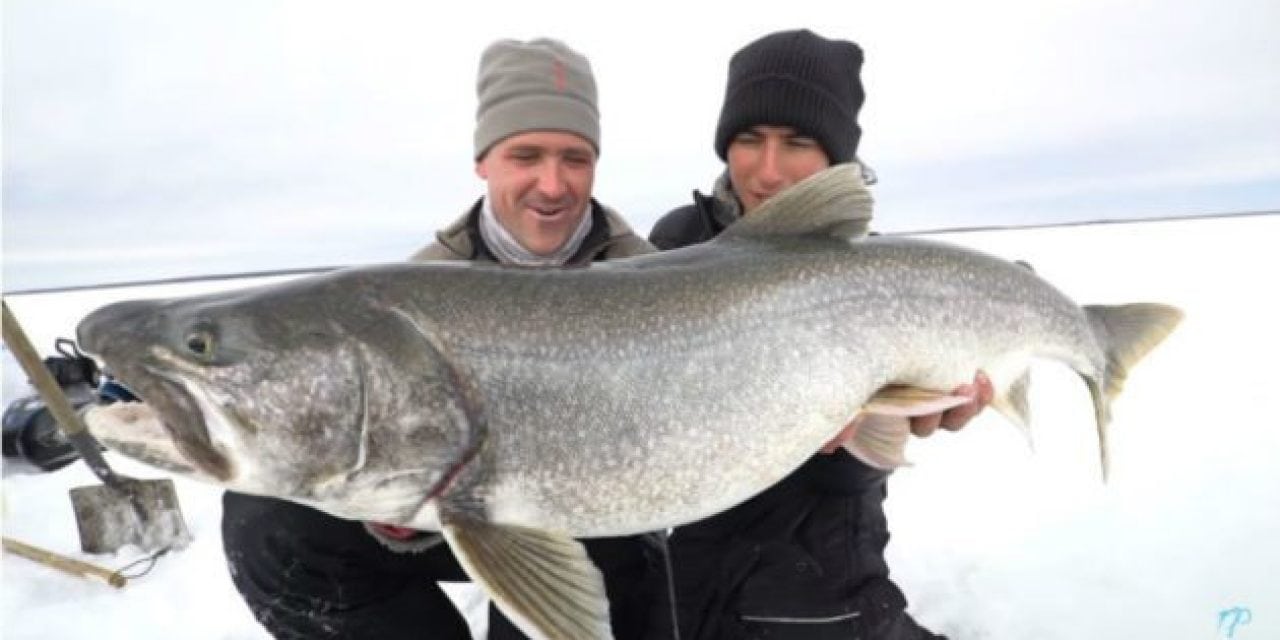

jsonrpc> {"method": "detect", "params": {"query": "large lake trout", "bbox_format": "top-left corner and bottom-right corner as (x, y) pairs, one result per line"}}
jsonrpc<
(77, 165), (1181, 639)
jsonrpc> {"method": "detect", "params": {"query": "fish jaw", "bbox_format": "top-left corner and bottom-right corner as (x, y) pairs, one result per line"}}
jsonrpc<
(83, 402), (220, 481)
(79, 357), (292, 493)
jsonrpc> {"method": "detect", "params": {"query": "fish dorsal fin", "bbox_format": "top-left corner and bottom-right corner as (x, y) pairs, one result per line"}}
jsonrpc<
(847, 386), (973, 470)
(720, 163), (873, 241)
(442, 519), (612, 640)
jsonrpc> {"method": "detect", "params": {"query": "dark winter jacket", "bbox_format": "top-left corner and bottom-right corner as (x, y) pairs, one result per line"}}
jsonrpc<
(649, 172), (743, 251)
(649, 191), (732, 250)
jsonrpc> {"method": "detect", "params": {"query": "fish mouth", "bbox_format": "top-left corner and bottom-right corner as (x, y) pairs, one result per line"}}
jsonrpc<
(84, 403), (205, 478)
(100, 354), (234, 483)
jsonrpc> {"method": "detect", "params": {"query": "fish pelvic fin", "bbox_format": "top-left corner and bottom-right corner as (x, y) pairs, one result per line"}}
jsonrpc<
(721, 163), (873, 241)
(441, 518), (612, 640)
(863, 385), (972, 416)
(1084, 303), (1185, 481)
(850, 386), (974, 470)
(844, 414), (913, 470)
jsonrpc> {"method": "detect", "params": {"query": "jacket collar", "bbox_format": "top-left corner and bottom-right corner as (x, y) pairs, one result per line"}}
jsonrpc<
(434, 198), (635, 265)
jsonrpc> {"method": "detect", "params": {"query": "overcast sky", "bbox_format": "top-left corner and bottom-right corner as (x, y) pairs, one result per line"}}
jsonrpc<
(4, 0), (1279, 291)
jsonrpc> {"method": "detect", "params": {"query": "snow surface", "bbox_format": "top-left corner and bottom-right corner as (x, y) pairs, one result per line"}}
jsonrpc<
(3, 215), (1278, 639)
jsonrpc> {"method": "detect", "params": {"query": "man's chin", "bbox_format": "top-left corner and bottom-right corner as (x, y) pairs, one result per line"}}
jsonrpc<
(509, 230), (563, 256)
(526, 241), (569, 256)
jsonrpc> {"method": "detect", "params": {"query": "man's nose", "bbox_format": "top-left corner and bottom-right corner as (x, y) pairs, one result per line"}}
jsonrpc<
(755, 142), (785, 188)
(534, 161), (568, 199)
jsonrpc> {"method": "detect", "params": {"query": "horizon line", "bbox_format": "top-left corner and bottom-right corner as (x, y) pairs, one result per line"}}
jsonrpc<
(5, 208), (1276, 296)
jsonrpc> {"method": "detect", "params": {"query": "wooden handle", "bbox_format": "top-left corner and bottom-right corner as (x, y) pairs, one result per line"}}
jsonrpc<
(3, 536), (127, 588)
(2, 299), (132, 488)
(2, 300), (91, 437)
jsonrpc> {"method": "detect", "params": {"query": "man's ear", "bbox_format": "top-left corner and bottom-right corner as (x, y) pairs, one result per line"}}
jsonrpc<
(475, 157), (488, 180)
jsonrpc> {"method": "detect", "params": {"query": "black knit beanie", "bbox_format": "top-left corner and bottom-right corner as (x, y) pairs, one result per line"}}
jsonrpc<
(714, 29), (864, 164)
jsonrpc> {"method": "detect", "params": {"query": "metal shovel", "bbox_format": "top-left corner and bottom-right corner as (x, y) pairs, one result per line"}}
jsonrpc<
(3, 300), (191, 554)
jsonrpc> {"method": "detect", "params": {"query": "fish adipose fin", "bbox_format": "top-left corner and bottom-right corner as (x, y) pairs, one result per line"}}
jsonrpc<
(848, 386), (972, 470)
(442, 519), (612, 640)
(721, 163), (873, 241)
(1083, 303), (1184, 480)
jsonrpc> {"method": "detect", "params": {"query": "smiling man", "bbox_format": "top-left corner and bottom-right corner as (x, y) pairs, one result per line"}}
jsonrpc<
(220, 38), (662, 640)
(412, 39), (650, 266)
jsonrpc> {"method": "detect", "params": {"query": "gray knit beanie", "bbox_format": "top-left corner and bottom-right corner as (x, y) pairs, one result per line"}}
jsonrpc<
(473, 38), (600, 160)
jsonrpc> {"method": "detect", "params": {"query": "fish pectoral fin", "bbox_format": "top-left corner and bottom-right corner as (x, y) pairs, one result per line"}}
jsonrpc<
(863, 385), (971, 416)
(441, 519), (612, 640)
(844, 413), (913, 470)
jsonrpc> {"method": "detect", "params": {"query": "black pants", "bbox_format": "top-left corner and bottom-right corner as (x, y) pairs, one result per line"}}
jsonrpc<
(222, 492), (668, 639)
(667, 454), (946, 640)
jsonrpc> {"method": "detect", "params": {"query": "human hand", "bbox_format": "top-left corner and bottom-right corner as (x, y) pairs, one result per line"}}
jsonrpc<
(818, 371), (995, 457)
(908, 371), (993, 437)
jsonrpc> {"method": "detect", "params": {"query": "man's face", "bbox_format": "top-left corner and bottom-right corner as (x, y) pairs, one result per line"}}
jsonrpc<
(727, 125), (831, 214)
(475, 131), (597, 256)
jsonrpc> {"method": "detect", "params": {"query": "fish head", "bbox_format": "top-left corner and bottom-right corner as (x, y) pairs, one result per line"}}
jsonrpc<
(75, 277), (476, 520)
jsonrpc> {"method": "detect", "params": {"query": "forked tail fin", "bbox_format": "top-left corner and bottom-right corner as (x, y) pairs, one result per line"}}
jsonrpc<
(1084, 303), (1185, 480)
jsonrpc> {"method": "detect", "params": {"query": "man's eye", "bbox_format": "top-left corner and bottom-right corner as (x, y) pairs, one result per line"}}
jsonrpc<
(507, 148), (541, 162)
(788, 137), (819, 149)
(733, 133), (762, 146)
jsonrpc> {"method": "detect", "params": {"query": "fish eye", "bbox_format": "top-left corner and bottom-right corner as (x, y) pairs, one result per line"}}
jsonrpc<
(184, 329), (216, 359)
